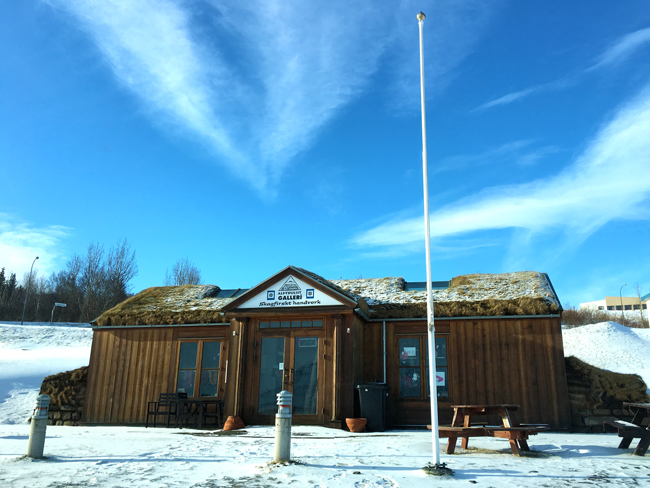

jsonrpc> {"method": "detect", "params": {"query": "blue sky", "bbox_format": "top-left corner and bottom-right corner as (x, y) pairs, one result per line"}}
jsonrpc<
(2, 0), (649, 307)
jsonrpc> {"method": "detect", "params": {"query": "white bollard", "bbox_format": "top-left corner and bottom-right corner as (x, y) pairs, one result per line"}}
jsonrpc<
(274, 390), (293, 463)
(27, 395), (50, 459)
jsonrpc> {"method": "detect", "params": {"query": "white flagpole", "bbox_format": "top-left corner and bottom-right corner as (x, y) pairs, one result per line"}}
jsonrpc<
(417, 11), (441, 467)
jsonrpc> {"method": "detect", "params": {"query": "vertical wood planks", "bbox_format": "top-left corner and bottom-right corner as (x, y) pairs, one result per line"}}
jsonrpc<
(123, 328), (141, 423)
(474, 320), (487, 406)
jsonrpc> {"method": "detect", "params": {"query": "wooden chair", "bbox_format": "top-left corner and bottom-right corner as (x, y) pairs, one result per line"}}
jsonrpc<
(145, 393), (187, 428)
(202, 400), (224, 429)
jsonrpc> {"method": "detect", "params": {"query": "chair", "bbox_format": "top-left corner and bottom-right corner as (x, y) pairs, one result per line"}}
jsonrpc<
(145, 393), (187, 428)
(202, 400), (225, 429)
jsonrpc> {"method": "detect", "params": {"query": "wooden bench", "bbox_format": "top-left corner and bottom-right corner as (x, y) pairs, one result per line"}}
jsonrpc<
(440, 404), (549, 456)
(604, 420), (650, 456)
(439, 424), (549, 456)
(146, 393), (187, 428)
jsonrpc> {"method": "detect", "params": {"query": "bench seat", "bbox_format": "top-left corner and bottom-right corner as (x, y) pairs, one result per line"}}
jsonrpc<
(603, 420), (650, 437)
(604, 420), (650, 456)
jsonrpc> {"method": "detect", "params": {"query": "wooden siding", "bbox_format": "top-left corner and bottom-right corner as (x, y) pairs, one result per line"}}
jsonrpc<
(362, 317), (570, 430)
(84, 326), (229, 425)
(84, 315), (569, 430)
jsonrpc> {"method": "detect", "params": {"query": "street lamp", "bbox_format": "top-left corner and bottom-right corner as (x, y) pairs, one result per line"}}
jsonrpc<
(51, 302), (67, 323)
(20, 256), (39, 326)
(620, 283), (627, 321)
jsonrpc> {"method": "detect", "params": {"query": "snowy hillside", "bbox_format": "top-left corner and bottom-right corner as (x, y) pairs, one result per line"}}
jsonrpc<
(562, 321), (650, 394)
(0, 322), (91, 424)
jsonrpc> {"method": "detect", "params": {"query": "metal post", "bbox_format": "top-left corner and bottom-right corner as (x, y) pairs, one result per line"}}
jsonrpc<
(417, 11), (451, 477)
(620, 284), (627, 321)
(27, 395), (49, 458)
(274, 390), (292, 463)
(20, 256), (39, 326)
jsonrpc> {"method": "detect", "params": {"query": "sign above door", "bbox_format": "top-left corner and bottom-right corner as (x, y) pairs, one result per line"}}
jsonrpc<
(236, 275), (346, 309)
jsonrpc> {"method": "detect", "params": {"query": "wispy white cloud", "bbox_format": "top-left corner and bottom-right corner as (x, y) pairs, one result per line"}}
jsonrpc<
(474, 27), (650, 111)
(46, 0), (497, 193)
(434, 140), (558, 174)
(589, 27), (650, 71)
(473, 86), (542, 112)
(0, 214), (70, 278)
(473, 78), (576, 112)
(352, 84), (650, 253)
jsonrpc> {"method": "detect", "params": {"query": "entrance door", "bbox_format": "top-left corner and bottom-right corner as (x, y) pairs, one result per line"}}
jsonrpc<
(249, 321), (325, 424)
(390, 334), (451, 426)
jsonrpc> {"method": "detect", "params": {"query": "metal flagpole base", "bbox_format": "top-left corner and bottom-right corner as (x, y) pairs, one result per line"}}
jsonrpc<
(421, 462), (454, 476)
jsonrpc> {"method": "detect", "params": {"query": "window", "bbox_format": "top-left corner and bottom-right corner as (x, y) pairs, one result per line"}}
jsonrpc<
(176, 340), (222, 397)
(259, 320), (322, 329)
(634, 305), (641, 310)
(616, 305), (622, 311)
(625, 305), (632, 311)
(644, 304), (647, 310)
(398, 336), (448, 399)
(598, 306), (604, 310)
(607, 306), (614, 310)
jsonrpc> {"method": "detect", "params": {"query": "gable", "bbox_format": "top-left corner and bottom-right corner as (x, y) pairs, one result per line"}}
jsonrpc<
(233, 273), (351, 310)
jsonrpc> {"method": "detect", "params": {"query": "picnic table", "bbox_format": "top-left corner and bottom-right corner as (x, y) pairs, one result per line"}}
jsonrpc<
(438, 404), (549, 456)
(603, 402), (650, 456)
(177, 398), (224, 430)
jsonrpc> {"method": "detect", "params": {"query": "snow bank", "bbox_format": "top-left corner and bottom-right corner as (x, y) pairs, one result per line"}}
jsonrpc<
(0, 322), (92, 424)
(562, 321), (650, 394)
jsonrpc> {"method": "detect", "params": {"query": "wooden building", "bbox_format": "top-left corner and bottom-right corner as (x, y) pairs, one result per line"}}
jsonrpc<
(84, 266), (571, 429)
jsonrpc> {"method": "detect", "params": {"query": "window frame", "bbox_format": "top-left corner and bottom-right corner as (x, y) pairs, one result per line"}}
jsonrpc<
(396, 334), (449, 401)
(175, 339), (223, 399)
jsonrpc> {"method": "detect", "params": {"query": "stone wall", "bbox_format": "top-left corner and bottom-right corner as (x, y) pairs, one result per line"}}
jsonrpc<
(566, 357), (649, 432)
(37, 366), (87, 426)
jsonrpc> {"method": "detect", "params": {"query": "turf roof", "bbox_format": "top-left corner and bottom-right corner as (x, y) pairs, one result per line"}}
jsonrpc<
(94, 270), (561, 326)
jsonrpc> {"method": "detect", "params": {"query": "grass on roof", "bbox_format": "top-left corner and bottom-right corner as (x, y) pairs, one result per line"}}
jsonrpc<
(94, 285), (227, 326)
(366, 297), (559, 319)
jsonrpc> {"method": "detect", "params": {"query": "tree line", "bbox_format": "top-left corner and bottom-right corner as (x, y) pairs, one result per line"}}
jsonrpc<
(1, 239), (205, 323)
(1, 239), (137, 323)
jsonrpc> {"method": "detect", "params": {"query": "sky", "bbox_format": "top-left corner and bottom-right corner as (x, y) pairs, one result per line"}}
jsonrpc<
(1, 0), (649, 308)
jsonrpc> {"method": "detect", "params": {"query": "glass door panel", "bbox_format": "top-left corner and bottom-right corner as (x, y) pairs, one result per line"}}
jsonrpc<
(177, 342), (198, 397)
(398, 338), (421, 397)
(258, 337), (286, 415)
(199, 342), (221, 397)
(292, 337), (319, 415)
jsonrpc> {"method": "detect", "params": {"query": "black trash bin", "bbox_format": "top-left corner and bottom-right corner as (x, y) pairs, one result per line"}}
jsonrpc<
(356, 382), (390, 432)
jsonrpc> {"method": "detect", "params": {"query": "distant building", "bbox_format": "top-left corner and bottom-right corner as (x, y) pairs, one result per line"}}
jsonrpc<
(580, 295), (649, 312)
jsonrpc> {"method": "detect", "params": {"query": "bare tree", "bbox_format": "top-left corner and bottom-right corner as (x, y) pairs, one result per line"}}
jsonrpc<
(164, 258), (202, 286)
(106, 238), (138, 305)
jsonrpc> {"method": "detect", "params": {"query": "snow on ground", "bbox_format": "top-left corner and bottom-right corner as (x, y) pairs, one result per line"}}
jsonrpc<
(1, 425), (649, 487)
(0, 322), (91, 425)
(1, 321), (650, 486)
(562, 321), (650, 394)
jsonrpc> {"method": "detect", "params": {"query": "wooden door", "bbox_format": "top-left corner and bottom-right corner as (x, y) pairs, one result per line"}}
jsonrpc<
(244, 319), (326, 425)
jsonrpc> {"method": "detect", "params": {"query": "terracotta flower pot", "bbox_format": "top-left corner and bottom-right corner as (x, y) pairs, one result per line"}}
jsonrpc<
(346, 418), (367, 433)
(223, 415), (245, 431)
